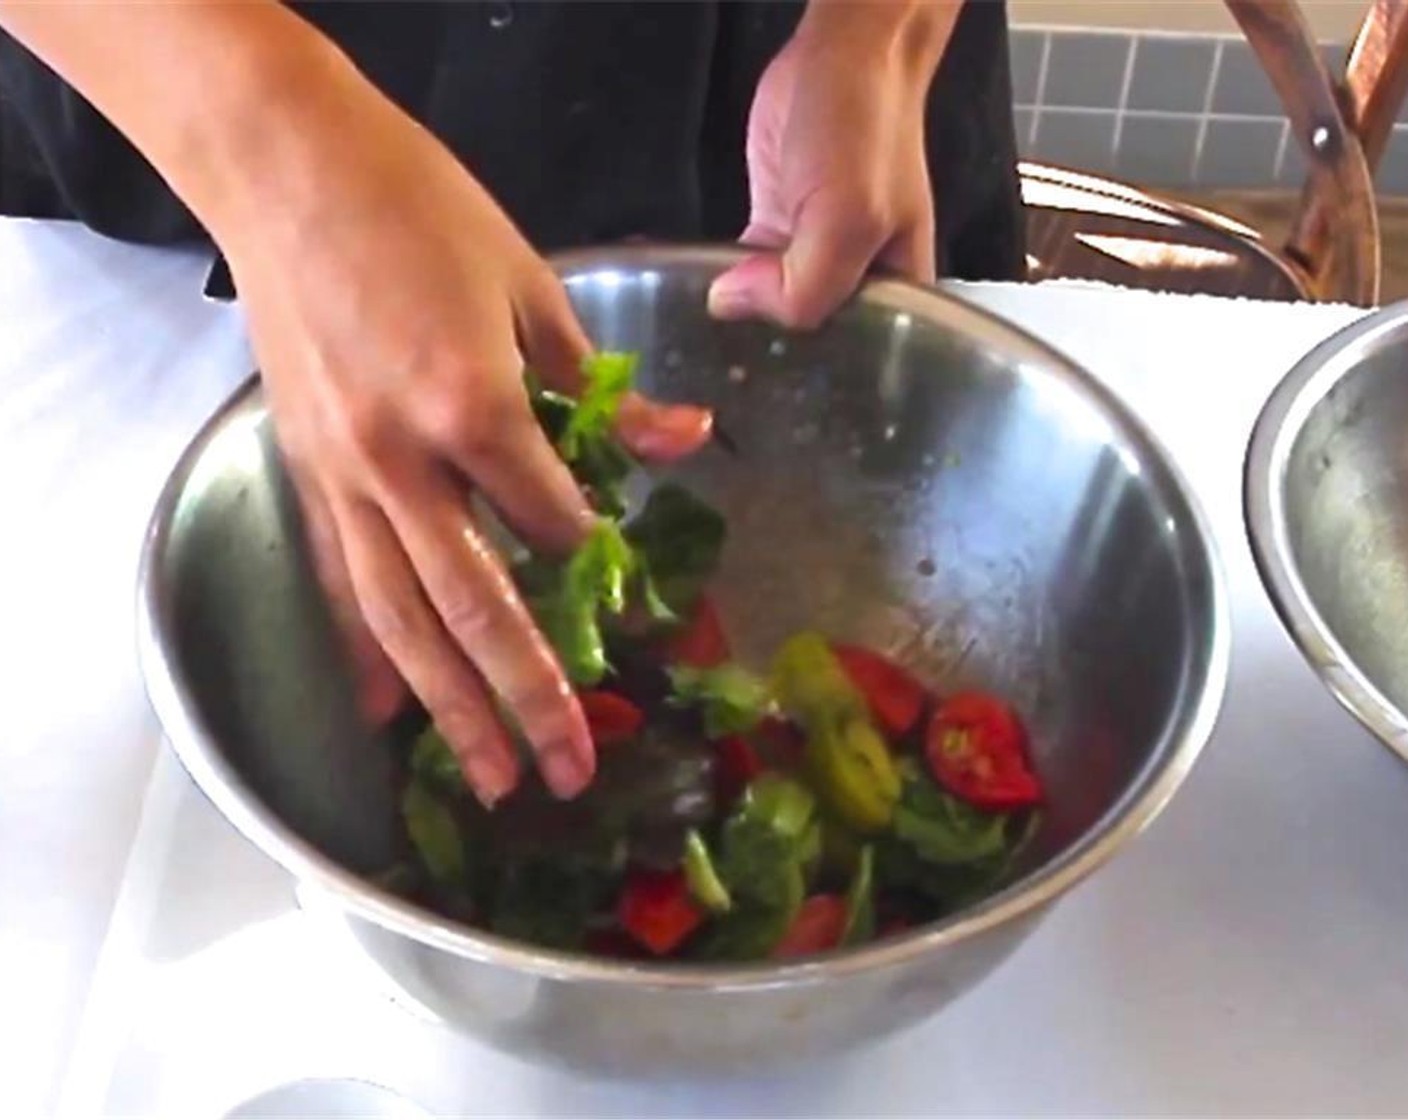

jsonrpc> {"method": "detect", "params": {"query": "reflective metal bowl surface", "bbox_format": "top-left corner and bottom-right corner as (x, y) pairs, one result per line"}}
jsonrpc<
(1247, 303), (1408, 763)
(138, 246), (1228, 1076)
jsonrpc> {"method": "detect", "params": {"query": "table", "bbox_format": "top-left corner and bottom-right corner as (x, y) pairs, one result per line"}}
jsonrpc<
(4, 218), (1407, 1117)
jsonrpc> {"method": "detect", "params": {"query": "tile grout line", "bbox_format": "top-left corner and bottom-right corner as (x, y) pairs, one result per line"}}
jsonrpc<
(1028, 31), (1053, 150)
(1192, 38), (1226, 185)
(1012, 106), (1294, 126)
(1110, 34), (1139, 169)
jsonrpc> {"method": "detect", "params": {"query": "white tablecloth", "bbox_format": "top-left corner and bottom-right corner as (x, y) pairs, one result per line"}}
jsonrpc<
(4, 218), (1408, 1117)
(0, 222), (250, 1117)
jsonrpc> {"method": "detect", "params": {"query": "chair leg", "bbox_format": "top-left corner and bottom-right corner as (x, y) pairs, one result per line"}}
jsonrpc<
(1224, 0), (1381, 304)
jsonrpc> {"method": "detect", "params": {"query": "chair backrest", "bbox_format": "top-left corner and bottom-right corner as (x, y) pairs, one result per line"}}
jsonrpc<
(1227, 0), (1408, 304)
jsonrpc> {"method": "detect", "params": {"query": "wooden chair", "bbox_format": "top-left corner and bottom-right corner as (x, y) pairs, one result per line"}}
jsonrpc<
(1024, 0), (1408, 306)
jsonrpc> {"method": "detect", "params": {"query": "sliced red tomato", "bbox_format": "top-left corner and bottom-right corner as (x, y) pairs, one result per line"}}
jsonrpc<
(925, 691), (1042, 811)
(663, 594), (730, 668)
(713, 735), (763, 805)
(773, 894), (848, 959)
(832, 643), (928, 737)
(618, 869), (704, 956)
(578, 689), (643, 746)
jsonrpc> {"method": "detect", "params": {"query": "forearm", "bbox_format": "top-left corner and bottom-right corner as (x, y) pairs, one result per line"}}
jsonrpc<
(0, 1), (378, 238)
(798, 0), (962, 86)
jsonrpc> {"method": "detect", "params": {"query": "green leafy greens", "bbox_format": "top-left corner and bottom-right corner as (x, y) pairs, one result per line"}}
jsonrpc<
(841, 844), (876, 946)
(690, 775), (818, 960)
(389, 347), (1048, 961)
(527, 351), (639, 518)
(623, 483), (726, 614)
(520, 520), (673, 686)
(401, 779), (465, 887)
(667, 662), (773, 738)
(518, 359), (727, 688)
(877, 760), (1040, 907)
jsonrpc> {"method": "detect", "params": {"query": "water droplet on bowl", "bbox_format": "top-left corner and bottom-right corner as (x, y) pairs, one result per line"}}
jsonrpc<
(769, 339), (787, 357)
(727, 364), (747, 384)
(883, 423), (898, 441)
(917, 557), (937, 577)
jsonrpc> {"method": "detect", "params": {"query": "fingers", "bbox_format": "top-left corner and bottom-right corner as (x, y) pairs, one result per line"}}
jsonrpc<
(709, 190), (884, 330)
(334, 495), (524, 806)
(413, 327), (594, 557)
(709, 191), (938, 329)
(514, 268), (714, 463)
(613, 395), (713, 460)
(512, 265), (595, 392)
(290, 467), (408, 726)
(373, 458), (595, 799)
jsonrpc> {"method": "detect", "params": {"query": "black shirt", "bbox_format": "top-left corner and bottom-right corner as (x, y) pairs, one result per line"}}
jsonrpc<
(0, 1), (1024, 283)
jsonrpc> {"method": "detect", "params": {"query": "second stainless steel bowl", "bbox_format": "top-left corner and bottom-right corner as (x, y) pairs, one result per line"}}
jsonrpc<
(1247, 302), (1408, 763)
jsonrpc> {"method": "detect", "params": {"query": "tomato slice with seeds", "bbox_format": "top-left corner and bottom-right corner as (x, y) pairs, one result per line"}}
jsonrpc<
(663, 594), (730, 668)
(832, 643), (928, 737)
(773, 894), (848, 958)
(925, 691), (1042, 811)
(578, 689), (644, 746)
(618, 869), (704, 956)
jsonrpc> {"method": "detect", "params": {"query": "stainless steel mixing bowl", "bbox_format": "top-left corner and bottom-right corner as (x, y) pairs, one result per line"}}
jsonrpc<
(137, 245), (1228, 1076)
(1247, 303), (1408, 763)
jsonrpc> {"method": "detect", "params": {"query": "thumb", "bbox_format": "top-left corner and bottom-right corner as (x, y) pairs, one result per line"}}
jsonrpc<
(707, 194), (885, 330)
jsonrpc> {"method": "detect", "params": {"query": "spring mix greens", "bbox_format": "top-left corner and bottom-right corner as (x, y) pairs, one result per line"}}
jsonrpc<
(388, 353), (1045, 960)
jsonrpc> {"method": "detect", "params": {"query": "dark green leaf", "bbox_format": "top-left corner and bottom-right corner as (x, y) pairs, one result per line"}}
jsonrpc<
(401, 779), (465, 887)
(528, 386), (575, 446)
(891, 761), (1008, 866)
(667, 663), (773, 737)
(488, 855), (617, 951)
(574, 436), (636, 519)
(689, 865), (803, 961)
(690, 775), (818, 960)
(717, 815), (802, 910)
(624, 483), (726, 614)
(408, 726), (464, 795)
(876, 764), (1042, 910)
(841, 845), (875, 946)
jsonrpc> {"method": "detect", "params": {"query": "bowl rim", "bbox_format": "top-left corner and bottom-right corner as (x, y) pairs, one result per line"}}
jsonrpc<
(1244, 300), (1408, 763)
(137, 243), (1231, 990)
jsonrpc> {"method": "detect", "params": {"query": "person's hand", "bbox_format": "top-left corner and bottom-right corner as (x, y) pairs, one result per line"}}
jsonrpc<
(707, 2), (958, 329)
(212, 61), (711, 806)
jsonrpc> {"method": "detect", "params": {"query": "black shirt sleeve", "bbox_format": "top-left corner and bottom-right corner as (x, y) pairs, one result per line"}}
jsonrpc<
(0, 0), (1023, 281)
